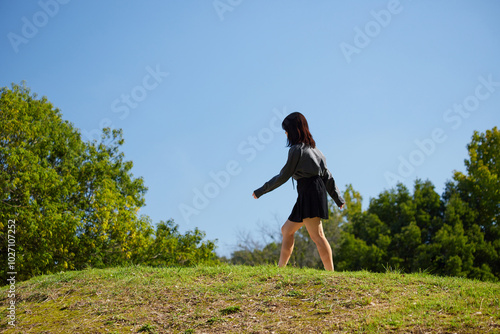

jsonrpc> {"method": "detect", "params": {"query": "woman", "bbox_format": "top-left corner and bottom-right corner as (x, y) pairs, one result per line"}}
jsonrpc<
(252, 112), (345, 271)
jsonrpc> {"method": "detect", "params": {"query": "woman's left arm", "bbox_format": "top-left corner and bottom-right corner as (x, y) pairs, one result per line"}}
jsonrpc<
(322, 168), (345, 208)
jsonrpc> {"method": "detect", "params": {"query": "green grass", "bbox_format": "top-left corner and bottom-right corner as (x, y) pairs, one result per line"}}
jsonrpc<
(1, 264), (499, 333)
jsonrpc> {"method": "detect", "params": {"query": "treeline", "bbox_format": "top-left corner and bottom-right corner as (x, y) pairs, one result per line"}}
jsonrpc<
(0, 83), (217, 283)
(231, 127), (500, 282)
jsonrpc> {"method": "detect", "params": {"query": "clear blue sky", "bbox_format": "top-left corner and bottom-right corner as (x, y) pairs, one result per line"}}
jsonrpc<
(1, 1), (499, 257)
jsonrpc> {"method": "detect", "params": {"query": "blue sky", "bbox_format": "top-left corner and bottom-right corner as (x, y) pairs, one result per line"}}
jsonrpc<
(1, 1), (499, 257)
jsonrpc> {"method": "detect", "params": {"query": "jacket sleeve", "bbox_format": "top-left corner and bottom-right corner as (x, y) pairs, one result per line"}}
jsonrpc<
(254, 146), (301, 198)
(322, 168), (345, 208)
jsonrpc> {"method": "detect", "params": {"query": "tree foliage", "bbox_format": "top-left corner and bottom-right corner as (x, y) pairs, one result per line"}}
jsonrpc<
(137, 219), (218, 267)
(446, 126), (500, 280)
(339, 137), (499, 281)
(0, 83), (217, 283)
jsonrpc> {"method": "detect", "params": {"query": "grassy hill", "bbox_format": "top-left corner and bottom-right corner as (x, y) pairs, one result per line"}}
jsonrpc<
(1, 265), (499, 333)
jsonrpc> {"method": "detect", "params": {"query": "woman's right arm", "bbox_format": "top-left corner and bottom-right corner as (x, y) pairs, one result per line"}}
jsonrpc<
(253, 146), (301, 198)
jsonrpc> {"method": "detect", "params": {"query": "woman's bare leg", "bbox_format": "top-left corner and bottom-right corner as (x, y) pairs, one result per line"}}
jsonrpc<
(279, 220), (304, 267)
(304, 217), (334, 271)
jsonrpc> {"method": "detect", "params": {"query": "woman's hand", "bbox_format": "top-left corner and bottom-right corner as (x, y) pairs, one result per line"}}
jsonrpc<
(340, 203), (345, 210)
(252, 192), (257, 199)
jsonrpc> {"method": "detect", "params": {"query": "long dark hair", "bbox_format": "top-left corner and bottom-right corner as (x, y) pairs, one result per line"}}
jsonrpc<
(281, 112), (316, 148)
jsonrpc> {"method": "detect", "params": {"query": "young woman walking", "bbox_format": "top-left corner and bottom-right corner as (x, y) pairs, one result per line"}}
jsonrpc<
(252, 112), (345, 271)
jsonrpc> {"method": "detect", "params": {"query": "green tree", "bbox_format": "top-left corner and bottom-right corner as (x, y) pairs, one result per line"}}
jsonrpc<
(368, 184), (415, 236)
(453, 127), (500, 237)
(329, 185), (389, 272)
(416, 220), (474, 278)
(338, 180), (444, 274)
(138, 219), (218, 267)
(336, 230), (387, 272)
(1, 83), (97, 280)
(366, 183), (418, 270)
(0, 83), (217, 282)
(230, 242), (280, 266)
(445, 127), (500, 280)
(413, 179), (444, 244)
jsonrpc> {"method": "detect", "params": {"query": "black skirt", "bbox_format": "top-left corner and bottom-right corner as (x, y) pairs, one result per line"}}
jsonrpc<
(288, 175), (329, 223)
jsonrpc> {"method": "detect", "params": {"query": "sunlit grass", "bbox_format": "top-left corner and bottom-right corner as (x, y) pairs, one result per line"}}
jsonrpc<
(1, 264), (499, 333)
